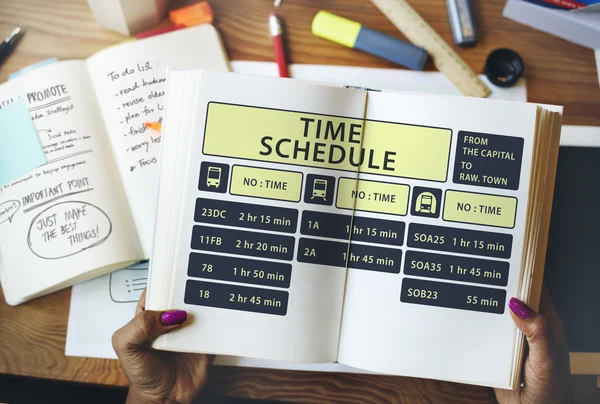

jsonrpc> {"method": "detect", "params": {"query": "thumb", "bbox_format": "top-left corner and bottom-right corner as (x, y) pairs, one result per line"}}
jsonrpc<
(113, 309), (187, 354)
(508, 297), (554, 370)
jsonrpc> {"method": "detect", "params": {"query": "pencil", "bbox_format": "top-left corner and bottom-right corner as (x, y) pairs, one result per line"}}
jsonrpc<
(269, 13), (290, 78)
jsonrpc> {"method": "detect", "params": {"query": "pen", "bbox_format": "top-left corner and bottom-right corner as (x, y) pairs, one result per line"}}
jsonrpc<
(446, 0), (478, 47)
(0, 27), (24, 65)
(539, 0), (585, 9)
(269, 13), (290, 78)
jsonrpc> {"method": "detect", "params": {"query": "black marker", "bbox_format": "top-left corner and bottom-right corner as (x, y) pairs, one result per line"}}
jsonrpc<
(0, 27), (23, 66)
(446, 0), (478, 47)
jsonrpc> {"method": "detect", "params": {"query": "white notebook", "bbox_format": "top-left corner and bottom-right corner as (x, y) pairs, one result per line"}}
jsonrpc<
(0, 25), (229, 305)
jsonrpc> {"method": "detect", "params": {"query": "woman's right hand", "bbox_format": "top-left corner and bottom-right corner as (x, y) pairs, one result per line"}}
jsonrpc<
(112, 290), (213, 404)
(495, 288), (572, 404)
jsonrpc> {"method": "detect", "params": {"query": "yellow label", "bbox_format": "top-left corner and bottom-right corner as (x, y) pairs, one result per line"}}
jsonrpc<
(336, 177), (409, 216)
(362, 120), (451, 182)
(230, 165), (303, 202)
(203, 103), (451, 182)
(443, 190), (517, 228)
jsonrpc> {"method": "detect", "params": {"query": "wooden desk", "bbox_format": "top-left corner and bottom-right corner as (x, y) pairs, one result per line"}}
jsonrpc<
(1, 0), (599, 403)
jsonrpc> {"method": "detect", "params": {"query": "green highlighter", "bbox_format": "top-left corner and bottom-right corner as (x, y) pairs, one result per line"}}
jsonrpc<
(312, 11), (428, 71)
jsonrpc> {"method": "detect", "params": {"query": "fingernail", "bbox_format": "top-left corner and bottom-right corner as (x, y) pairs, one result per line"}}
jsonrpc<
(508, 298), (535, 320)
(161, 310), (187, 326)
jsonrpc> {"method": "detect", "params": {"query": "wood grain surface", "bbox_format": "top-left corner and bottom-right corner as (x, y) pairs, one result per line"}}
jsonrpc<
(0, 0), (599, 403)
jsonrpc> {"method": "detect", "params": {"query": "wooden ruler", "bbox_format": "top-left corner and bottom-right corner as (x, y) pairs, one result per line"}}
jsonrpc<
(371, 0), (491, 98)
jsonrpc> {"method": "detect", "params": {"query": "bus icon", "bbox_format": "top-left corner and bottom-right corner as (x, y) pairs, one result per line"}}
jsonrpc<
(206, 167), (222, 188)
(312, 179), (328, 200)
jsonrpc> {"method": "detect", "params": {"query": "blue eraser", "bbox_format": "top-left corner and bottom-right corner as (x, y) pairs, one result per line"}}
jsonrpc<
(354, 27), (428, 71)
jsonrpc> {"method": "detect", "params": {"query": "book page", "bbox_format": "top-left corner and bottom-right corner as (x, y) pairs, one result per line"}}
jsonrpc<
(0, 61), (143, 305)
(149, 71), (367, 363)
(86, 25), (230, 257)
(337, 91), (540, 388)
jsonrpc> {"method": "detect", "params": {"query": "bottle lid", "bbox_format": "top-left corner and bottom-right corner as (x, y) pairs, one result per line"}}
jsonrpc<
(485, 48), (525, 88)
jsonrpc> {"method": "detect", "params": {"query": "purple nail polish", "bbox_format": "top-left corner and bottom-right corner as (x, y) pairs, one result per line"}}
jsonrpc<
(508, 298), (535, 320)
(161, 310), (187, 326)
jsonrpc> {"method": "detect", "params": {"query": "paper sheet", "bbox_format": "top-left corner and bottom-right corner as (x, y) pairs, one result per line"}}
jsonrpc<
(66, 61), (527, 372)
(0, 99), (46, 187)
(230, 62), (528, 102)
(66, 262), (148, 358)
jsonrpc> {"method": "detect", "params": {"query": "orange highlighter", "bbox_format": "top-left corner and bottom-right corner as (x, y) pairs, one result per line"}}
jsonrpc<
(145, 122), (162, 132)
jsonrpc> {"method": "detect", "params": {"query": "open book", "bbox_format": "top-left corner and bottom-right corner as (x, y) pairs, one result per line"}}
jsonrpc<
(0, 25), (229, 305)
(148, 71), (562, 389)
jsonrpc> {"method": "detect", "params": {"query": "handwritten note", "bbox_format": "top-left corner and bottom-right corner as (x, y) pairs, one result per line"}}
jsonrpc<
(28, 201), (112, 259)
(106, 61), (164, 172)
(86, 25), (230, 256)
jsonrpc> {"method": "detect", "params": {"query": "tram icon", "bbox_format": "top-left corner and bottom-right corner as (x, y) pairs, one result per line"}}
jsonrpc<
(417, 193), (435, 214)
(411, 188), (441, 218)
(304, 174), (334, 206)
(312, 179), (328, 200)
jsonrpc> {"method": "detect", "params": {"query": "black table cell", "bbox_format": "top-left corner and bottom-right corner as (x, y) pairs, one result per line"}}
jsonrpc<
(185, 280), (288, 316)
(297, 238), (402, 273)
(297, 238), (348, 268)
(300, 210), (405, 246)
(407, 223), (512, 259)
(188, 253), (292, 288)
(404, 250), (509, 286)
(347, 243), (402, 273)
(195, 198), (298, 233)
(401, 277), (506, 314)
(191, 225), (295, 261)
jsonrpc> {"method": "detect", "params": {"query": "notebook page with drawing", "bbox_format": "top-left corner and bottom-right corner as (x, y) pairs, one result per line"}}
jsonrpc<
(147, 70), (561, 389)
(0, 61), (142, 306)
(0, 25), (229, 305)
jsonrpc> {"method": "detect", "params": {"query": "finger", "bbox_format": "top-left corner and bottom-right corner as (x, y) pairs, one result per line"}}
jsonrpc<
(136, 289), (147, 315)
(538, 287), (571, 368)
(539, 285), (565, 340)
(113, 309), (187, 354)
(508, 297), (554, 368)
